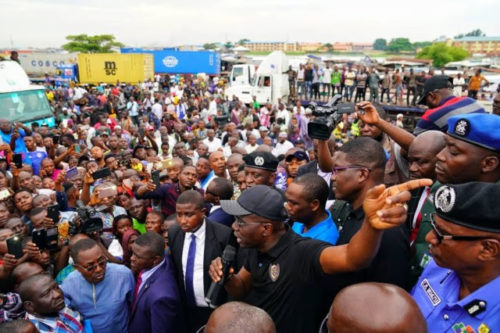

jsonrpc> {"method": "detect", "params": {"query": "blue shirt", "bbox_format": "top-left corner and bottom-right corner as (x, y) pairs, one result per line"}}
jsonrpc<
(292, 210), (339, 245)
(411, 259), (500, 332)
(61, 263), (135, 333)
(27, 150), (48, 176)
(0, 128), (27, 155)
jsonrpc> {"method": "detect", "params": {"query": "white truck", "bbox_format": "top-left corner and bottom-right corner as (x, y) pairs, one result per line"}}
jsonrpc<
(225, 51), (290, 105)
(0, 60), (55, 127)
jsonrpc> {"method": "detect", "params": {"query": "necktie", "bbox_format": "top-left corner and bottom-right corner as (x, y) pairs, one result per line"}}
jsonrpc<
(131, 270), (144, 312)
(185, 234), (197, 307)
(410, 187), (430, 244)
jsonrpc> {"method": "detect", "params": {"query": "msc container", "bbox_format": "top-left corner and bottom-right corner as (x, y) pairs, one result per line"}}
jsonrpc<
(77, 53), (154, 84)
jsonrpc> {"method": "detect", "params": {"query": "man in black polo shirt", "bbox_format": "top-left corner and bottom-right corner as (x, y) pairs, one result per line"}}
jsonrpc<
(209, 178), (431, 332)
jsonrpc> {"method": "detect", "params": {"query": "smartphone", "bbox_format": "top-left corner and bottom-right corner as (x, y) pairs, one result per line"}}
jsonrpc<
(65, 167), (78, 179)
(92, 167), (111, 180)
(13, 153), (22, 169)
(7, 235), (23, 259)
(52, 135), (60, 145)
(0, 189), (11, 200)
(47, 204), (59, 224)
(152, 170), (161, 187)
(74, 144), (81, 153)
(32, 229), (46, 250)
(45, 227), (58, 251)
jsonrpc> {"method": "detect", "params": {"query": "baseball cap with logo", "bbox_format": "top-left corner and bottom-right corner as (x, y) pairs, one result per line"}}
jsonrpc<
(243, 151), (278, 172)
(221, 185), (288, 221)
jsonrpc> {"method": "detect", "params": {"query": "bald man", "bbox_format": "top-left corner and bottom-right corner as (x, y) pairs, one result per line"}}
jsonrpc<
(326, 283), (427, 333)
(205, 302), (276, 333)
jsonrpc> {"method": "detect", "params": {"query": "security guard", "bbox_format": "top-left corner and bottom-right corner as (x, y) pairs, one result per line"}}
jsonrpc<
(242, 151), (279, 189)
(412, 182), (500, 332)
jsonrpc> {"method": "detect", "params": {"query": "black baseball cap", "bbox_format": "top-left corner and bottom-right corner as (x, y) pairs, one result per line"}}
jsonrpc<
(285, 150), (309, 163)
(417, 75), (453, 105)
(221, 185), (288, 221)
(243, 151), (279, 172)
(434, 182), (500, 233)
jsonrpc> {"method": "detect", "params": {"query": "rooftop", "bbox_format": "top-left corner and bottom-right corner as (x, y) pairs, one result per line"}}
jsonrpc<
(454, 36), (500, 42)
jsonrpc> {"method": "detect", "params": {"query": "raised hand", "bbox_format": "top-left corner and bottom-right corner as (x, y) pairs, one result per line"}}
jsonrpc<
(356, 101), (380, 125)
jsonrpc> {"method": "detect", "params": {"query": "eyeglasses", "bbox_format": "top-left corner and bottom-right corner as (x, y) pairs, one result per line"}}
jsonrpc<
(430, 215), (492, 244)
(75, 256), (107, 272)
(332, 165), (371, 175)
(235, 217), (267, 228)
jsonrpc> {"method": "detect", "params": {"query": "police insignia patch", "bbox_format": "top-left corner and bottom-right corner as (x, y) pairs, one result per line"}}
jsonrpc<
(435, 186), (456, 213)
(269, 264), (280, 282)
(254, 156), (265, 166)
(454, 119), (470, 137)
(420, 279), (441, 306)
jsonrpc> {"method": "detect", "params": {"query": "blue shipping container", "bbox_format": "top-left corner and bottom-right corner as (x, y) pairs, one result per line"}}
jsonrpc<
(120, 49), (220, 75)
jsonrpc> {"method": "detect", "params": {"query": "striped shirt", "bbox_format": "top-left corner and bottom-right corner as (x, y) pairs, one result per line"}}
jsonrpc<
(414, 96), (485, 135)
(27, 306), (83, 333)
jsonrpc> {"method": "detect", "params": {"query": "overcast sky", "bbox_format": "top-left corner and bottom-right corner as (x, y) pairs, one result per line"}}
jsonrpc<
(1, 0), (499, 49)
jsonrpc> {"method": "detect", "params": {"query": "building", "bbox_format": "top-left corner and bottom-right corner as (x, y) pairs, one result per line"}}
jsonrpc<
(298, 42), (323, 52)
(333, 43), (352, 52)
(452, 36), (500, 56)
(351, 43), (373, 52)
(243, 41), (299, 52)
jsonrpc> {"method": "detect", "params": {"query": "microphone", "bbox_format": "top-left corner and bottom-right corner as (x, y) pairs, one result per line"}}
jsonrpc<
(205, 245), (236, 308)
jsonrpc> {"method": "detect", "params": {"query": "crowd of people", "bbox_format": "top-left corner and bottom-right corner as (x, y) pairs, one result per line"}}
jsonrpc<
(0, 56), (499, 333)
(287, 63), (496, 107)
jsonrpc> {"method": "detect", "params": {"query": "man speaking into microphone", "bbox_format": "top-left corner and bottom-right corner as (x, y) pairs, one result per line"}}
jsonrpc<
(168, 190), (235, 332)
(210, 179), (431, 333)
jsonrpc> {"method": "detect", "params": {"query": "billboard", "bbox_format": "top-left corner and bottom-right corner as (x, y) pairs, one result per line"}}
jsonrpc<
(121, 49), (220, 75)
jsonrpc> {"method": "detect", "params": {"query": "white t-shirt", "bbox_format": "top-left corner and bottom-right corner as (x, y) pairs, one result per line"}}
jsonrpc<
(323, 68), (332, 84)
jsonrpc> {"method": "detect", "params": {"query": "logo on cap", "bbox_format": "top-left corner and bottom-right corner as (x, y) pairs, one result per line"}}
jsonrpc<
(454, 119), (471, 137)
(254, 156), (265, 166)
(435, 186), (456, 213)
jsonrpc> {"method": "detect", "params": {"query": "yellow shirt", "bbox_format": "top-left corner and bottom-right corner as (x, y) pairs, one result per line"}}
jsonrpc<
(468, 75), (486, 91)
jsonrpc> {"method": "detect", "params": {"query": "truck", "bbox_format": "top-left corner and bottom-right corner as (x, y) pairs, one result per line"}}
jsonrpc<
(224, 51), (289, 105)
(77, 53), (154, 84)
(18, 52), (78, 76)
(0, 60), (55, 127)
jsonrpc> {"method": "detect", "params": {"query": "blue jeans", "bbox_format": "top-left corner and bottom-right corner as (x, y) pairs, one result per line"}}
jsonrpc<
(305, 81), (312, 100)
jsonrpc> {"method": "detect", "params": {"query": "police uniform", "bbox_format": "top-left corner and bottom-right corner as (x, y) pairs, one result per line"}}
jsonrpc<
(409, 113), (500, 287)
(243, 151), (279, 173)
(412, 182), (500, 332)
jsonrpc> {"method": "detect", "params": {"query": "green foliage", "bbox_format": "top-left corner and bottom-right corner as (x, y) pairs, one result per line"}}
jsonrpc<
(224, 42), (234, 49)
(62, 34), (124, 53)
(237, 39), (250, 45)
(416, 43), (469, 67)
(323, 43), (333, 52)
(373, 38), (387, 51)
(455, 29), (486, 39)
(412, 41), (432, 49)
(386, 38), (415, 53)
(203, 43), (218, 50)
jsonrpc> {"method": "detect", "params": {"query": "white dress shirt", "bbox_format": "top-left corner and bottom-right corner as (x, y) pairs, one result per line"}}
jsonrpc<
(203, 137), (222, 153)
(182, 221), (207, 307)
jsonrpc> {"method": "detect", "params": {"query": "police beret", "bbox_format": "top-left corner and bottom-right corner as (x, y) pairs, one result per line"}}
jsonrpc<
(243, 151), (278, 172)
(434, 182), (500, 233)
(447, 113), (500, 153)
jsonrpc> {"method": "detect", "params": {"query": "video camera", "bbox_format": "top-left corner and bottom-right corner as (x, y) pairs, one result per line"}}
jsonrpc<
(69, 201), (106, 235)
(307, 95), (356, 141)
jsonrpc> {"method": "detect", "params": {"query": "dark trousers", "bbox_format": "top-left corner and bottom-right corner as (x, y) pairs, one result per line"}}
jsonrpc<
(381, 88), (391, 103)
(407, 86), (416, 105)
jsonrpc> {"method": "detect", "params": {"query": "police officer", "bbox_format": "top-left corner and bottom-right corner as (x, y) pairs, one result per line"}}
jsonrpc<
(412, 182), (500, 332)
(209, 178), (431, 333)
(243, 151), (279, 189)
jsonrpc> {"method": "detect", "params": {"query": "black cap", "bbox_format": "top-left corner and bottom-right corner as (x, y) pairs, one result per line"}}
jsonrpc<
(243, 151), (279, 172)
(417, 75), (454, 105)
(221, 185), (288, 221)
(285, 150), (309, 163)
(434, 182), (500, 233)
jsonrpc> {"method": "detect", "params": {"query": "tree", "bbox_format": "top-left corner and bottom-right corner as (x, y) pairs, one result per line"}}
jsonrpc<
(237, 39), (250, 45)
(203, 43), (218, 50)
(416, 43), (469, 68)
(224, 42), (234, 50)
(62, 34), (124, 53)
(455, 29), (486, 39)
(323, 43), (333, 52)
(412, 41), (432, 49)
(386, 38), (415, 53)
(373, 38), (387, 51)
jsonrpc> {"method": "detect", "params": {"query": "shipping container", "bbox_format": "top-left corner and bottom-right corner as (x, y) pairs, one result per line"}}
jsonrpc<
(18, 53), (78, 76)
(121, 49), (220, 75)
(77, 53), (154, 84)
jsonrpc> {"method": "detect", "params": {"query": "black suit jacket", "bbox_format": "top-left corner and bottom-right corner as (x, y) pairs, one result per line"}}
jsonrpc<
(167, 219), (234, 301)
